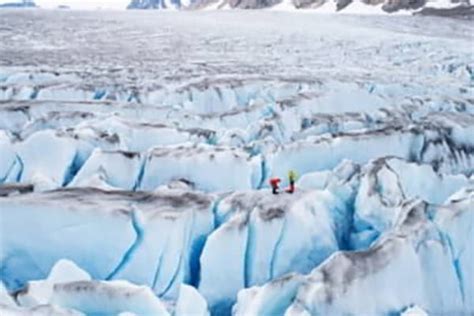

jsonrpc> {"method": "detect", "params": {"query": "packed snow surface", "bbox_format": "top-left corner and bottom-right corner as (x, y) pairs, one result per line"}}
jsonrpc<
(0, 9), (473, 316)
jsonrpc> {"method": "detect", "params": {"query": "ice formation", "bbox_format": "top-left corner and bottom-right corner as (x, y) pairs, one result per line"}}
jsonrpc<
(235, 189), (474, 315)
(0, 9), (473, 316)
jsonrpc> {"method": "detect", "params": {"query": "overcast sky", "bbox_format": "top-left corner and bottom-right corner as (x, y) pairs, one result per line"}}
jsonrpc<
(2, 0), (130, 9)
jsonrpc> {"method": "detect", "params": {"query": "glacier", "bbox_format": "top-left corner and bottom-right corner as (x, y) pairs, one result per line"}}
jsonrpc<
(0, 8), (473, 316)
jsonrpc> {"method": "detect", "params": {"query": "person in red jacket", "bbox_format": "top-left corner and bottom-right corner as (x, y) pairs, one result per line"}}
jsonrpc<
(269, 177), (281, 195)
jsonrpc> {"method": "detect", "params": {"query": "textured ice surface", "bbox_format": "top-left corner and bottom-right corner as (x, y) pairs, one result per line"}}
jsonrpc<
(175, 284), (210, 316)
(17, 259), (91, 307)
(235, 190), (474, 315)
(2, 259), (210, 316)
(0, 9), (473, 316)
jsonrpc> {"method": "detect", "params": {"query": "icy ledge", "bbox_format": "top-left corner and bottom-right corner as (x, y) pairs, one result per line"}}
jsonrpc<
(0, 188), (215, 298)
(0, 260), (209, 316)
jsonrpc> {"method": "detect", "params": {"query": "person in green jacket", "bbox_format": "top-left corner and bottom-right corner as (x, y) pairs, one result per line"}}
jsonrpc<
(286, 170), (297, 194)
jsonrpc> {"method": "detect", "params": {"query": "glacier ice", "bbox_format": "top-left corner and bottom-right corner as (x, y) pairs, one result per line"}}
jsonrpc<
(0, 9), (473, 316)
(199, 183), (356, 312)
(0, 188), (214, 298)
(49, 280), (170, 315)
(69, 149), (143, 190)
(175, 284), (210, 316)
(0, 131), (20, 183)
(0, 189), (138, 290)
(235, 190), (474, 315)
(351, 157), (470, 249)
(140, 145), (262, 192)
(17, 259), (91, 308)
(16, 130), (78, 190)
(0, 281), (16, 307)
(401, 305), (429, 316)
(2, 259), (211, 316)
(233, 273), (305, 316)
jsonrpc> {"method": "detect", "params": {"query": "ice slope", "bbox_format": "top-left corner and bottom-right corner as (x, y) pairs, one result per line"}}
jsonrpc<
(2, 259), (210, 316)
(140, 145), (262, 192)
(0, 188), (214, 297)
(1, 158), (472, 314)
(293, 196), (473, 315)
(0, 131), (21, 183)
(17, 259), (91, 307)
(69, 149), (143, 190)
(199, 187), (353, 312)
(16, 130), (79, 190)
(351, 157), (470, 248)
(231, 158), (473, 315)
(175, 284), (210, 316)
(50, 280), (170, 315)
(235, 188), (474, 315)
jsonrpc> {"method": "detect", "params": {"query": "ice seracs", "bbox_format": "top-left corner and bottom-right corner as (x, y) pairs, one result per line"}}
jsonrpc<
(0, 9), (473, 316)
(235, 189), (474, 315)
(69, 149), (143, 190)
(199, 184), (355, 313)
(351, 157), (471, 248)
(0, 131), (20, 183)
(140, 144), (262, 192)
(0, 188), (215, 294)
(16, 130), (78, 191)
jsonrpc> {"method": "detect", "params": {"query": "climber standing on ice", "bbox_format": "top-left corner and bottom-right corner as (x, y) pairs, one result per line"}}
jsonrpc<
(286, 170), (297, 194)
(269, 177), (281, 195)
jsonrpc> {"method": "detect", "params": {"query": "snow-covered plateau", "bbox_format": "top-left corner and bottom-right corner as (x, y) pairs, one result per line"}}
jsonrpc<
(0, 9), (473, 316)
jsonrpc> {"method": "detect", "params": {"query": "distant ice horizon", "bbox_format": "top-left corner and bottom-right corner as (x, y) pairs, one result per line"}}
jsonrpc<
(0, 0), (129, 9)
